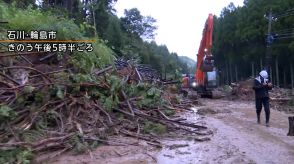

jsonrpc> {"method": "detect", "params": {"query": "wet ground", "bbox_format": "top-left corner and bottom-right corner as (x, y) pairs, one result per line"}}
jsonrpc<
(49, 99), (294, 164)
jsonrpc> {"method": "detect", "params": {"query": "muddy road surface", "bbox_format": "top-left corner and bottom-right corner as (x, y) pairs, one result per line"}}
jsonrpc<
(158, 99), (294, 164)
(50, 99), (294, 164)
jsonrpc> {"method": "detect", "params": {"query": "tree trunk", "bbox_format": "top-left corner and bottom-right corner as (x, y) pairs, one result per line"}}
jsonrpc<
(255, 67), (258, 78)
(251, 62), (254, 77)
(283, 69), (286, 88)
(65, 0), (73, 17)
(288, 117), (294, 136)
(93, 9), (98, 37)
(291, 62), (293, 89)
(222, 65), (225, 85)
(235, 65), (238, 82)
(226, 62), (229, 85)
(275, 57), (279, 87)
(164, 66), (166, 80)
(260, 58), (263, 70)
(269, 66), (274, 85)
(229, 61), (233, 83)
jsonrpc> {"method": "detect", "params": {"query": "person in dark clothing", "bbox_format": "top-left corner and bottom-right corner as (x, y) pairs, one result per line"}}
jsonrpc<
(253, 70), (273, 127)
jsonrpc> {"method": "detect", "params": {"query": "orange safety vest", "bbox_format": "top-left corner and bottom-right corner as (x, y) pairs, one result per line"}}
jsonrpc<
(182, 77), (189, 88)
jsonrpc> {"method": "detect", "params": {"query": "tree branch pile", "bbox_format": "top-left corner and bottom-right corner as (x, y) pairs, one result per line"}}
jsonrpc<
(228, 78), (294, 113)
(0, 52), (208, 162)
(230, 78), (255, 100)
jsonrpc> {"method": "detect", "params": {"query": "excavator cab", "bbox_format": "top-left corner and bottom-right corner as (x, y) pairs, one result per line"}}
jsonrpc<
(206, 68), (217, 88)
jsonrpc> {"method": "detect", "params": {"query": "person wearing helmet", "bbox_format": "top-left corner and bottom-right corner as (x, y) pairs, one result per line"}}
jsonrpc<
(253, 70), (273, 127)
(181, 74), (190, 97)
(183, 74), (189, 87)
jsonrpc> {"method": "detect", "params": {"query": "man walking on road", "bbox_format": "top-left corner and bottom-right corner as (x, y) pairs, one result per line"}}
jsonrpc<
(253, 70), (273, 127)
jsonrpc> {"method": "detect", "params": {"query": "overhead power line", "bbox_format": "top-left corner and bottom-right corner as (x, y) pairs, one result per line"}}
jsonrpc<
(273, 8), (294, 19)
(273, 28), (294, 34)
(274, 35), (294, 40)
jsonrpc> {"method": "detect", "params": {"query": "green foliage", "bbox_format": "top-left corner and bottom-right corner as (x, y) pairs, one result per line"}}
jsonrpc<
(0, 148), (33, 164)
(0, 105), (16, 122)
(0, 3), (83, 40)
(147, 87), (161, 98)
(91, 75), (122, 111)
(71, 73), (95, 83)
(143, 121), (166, 135)
(107, 75), (123, 92)
(34, 92), (45, 104)
(103, 97), (114, 111)
(50, 85), (66, 99)
(23, 86), (35, 94)
(123, 82), (167, 108)
(99, 92), (119, 111)
(213, 0), (294, 86)
(121, 8), (157, 39)
(105, 15), (124, 52)
(163, 109), (176, 116)
(71, 135), (89, 154)
(71, 40), (114, 73)
(70, 135), (101, 154)
(1, 0), (191, 78)
(21, 130), (46, 143)
(0, 2), (114, 71)
(94, 0), (118, 38)
(142, 87), (166, 107)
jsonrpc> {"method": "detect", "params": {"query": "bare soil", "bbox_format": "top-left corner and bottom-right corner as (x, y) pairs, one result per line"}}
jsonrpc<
(48, 99), (294, 164)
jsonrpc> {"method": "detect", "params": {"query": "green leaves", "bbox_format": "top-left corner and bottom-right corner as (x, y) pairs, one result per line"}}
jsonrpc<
(143, 121), (166, 135)
(107, 75), (122, 93)
(147, 87), (161, 99)
(23, 86), (35, 94)
(103, 96), (114, 111)
(0, 148), (33, 164)
(71, 41), (114, 73)
(71, 73), (95, 83)
(0, 105), (16, 122)
(51, 85), (65, 99)
(128, 84), (166, 108)
(56, 88), (65, 99)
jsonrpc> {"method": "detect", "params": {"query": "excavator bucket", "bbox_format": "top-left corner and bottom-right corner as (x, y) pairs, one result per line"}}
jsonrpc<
(200, 62), (214, 72)
(201, 55), (214, 72)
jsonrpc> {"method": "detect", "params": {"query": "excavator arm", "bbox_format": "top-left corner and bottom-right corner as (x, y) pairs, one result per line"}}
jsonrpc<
(195, 13), (214, 86)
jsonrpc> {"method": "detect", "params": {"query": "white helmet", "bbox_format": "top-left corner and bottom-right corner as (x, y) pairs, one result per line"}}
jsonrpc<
(259, 70), (268, 79)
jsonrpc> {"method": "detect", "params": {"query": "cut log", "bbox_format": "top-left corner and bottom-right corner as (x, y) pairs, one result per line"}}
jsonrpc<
(287, 116), (294, 136)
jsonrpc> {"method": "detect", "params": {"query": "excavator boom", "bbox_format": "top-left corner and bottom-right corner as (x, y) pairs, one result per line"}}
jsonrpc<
(195, 13), (214, 86)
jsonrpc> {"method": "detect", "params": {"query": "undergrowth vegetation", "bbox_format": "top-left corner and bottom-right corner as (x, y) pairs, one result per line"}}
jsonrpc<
(0, 1), (114, 71)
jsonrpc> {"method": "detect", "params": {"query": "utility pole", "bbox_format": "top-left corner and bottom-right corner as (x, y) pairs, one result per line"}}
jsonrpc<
(265, 9), (273, 78)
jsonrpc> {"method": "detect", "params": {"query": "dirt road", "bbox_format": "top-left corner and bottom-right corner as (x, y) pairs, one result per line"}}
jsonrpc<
(50, 99), (294, 164)
(158, 99), (294, 164)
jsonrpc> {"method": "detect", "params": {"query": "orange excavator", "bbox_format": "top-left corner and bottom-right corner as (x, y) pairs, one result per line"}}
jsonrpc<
(191, 13), (217, 97)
